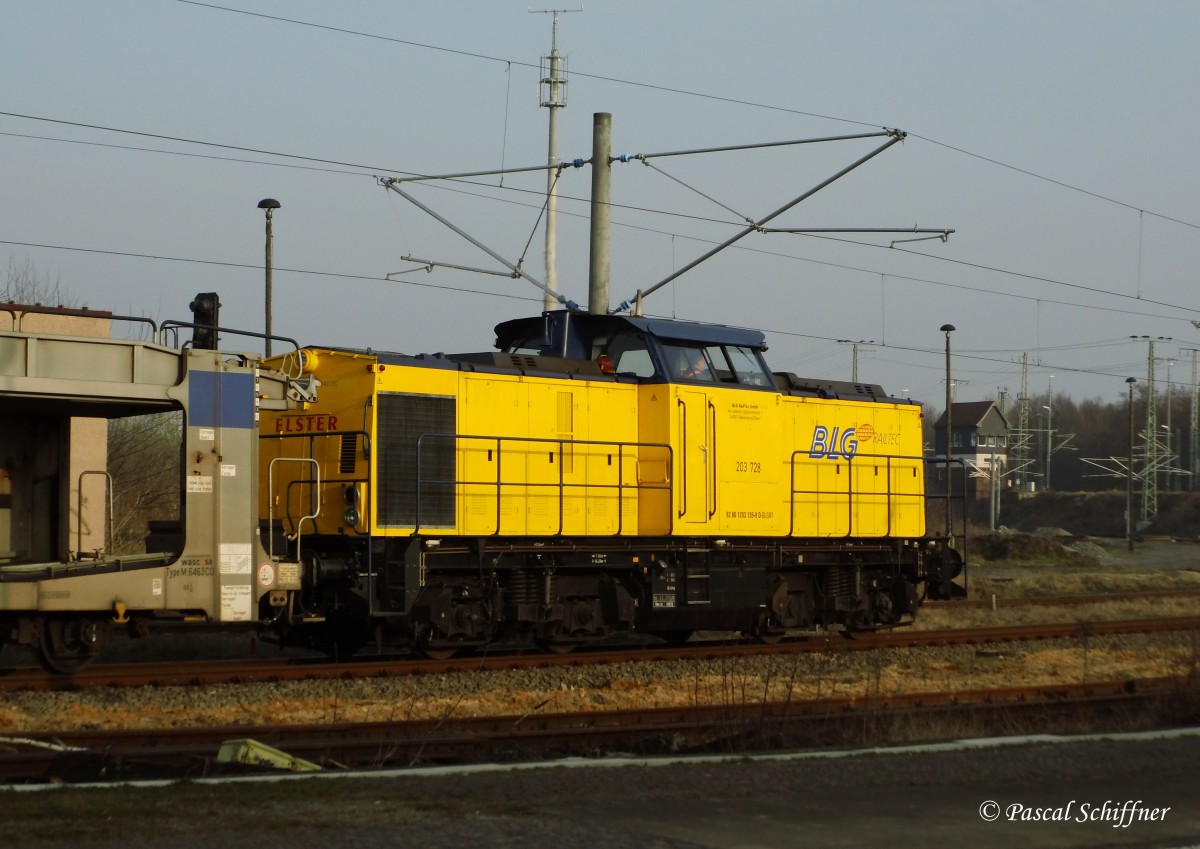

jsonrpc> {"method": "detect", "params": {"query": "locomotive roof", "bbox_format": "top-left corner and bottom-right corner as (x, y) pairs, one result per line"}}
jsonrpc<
(296, 312), (767, 364)
(493, 312), (767, 350)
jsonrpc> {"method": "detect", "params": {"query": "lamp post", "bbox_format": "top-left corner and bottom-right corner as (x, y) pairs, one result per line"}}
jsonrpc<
(1127, 377), (1136, 552)
(258, 198), (281, 357)
(940, 323), (956, 538)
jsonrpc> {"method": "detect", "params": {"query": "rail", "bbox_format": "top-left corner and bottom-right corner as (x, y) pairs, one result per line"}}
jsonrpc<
(6, 613), (1200, 692)
(4, 676), (1194, 784)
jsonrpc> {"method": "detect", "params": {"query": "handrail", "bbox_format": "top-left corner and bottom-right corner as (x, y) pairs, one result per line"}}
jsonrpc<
(268, 457), (321, 564)
(927, 456), (971, 551)
(260, 430), (371, 554)
(707, 400), (717, 519)
(413, 432), (673, 536)
(158, 320), (301, 353)
(787, 450), (933, 538)
(677, 398), (687, 519)
(75, 470), (114, 558)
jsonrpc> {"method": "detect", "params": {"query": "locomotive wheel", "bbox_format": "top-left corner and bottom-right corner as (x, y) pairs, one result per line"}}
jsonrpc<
(746, 613), (786, 645)
(539, 638), (580, 655)
(418, 644), (459, 660)
(37, 618), (109, 674)
(653, 630), (694, 647)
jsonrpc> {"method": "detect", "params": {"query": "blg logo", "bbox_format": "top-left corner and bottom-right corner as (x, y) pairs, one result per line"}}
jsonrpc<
(808, 425), (858, 460)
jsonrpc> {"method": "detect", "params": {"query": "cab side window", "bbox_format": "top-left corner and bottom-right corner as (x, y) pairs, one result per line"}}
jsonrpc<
(726, 345), (771, 386)
(603, 333), (656, 377)
(661, 341), (769, 385)
(662, 343), (714, 381)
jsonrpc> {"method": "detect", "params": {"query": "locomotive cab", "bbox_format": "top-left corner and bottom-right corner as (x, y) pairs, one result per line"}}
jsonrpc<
(492, 310), (777, 389)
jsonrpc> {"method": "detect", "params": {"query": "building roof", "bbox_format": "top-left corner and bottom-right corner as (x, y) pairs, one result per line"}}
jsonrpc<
(931, 400), (1010, 430)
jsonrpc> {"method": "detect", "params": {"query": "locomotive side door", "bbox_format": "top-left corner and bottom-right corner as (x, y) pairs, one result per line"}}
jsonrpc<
(677, 389), (712, 524)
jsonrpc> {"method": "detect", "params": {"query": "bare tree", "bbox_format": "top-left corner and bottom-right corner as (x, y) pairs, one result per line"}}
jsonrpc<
(107, 412), (182, 552)
(3, 255), (70, 305)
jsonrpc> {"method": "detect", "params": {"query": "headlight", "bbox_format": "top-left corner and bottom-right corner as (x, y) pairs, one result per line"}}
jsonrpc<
(343, 506), (360, 528)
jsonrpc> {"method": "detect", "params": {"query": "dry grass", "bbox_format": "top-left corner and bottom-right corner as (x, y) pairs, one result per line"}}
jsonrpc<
(4, 539), (1200, 735)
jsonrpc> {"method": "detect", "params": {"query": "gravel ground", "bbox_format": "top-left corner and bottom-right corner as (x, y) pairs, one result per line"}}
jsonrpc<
(5, 542), (1200, 847)
(4, 732), (1200, 849)
(4, 540), (1200, 733)
(2, 629), (1198, 734)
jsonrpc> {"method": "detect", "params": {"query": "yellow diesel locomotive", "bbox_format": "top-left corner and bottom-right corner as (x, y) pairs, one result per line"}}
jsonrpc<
(260, 309), (961, 655)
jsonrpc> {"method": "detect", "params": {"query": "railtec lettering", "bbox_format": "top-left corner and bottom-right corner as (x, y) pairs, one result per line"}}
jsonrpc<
(275, 414), (339, 434)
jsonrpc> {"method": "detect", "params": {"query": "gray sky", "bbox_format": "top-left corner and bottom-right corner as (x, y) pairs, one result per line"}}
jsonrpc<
(3, 1), (1198, 412)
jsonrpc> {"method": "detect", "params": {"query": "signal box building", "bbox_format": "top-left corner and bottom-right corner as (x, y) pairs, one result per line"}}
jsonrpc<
(931, 400), (1010, 499)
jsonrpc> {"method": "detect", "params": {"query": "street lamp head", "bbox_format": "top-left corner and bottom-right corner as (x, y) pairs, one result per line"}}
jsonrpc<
(258, 198), (281, 211)
(1125, 377), (1136, 385)
(940, 324), (955, 333)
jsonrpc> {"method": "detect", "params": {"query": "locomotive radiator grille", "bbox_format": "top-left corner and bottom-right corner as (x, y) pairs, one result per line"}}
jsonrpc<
(377, 392), (456, 528)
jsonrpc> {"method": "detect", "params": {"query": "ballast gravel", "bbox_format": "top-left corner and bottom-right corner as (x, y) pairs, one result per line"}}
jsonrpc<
(1, 630), (1197, 733)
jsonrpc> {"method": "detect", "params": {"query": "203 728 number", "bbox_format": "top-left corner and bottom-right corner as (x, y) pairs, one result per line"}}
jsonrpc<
(735, 460), (761, 473)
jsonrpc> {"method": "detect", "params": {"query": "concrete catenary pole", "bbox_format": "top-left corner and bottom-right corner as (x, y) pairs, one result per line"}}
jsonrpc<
(588, 112), (612, 315)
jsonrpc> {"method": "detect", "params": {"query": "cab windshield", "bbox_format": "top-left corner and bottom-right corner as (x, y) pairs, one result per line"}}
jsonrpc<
(660, 342), (771, 386)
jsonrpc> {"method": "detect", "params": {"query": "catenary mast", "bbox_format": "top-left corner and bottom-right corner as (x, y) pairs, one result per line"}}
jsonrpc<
(535, 9), (580, 311)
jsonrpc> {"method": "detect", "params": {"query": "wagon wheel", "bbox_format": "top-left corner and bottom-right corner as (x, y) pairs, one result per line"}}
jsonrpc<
(37, 618), (109, 674)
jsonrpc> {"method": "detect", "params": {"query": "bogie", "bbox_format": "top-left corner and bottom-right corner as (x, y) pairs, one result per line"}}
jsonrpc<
(36, 617), (111, 675)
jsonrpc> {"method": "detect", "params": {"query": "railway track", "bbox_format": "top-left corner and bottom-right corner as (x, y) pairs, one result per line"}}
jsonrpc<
(2, 675), (1197, 785)
(924, 588), (1200, 610)
(3, 613), (1199, 692)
